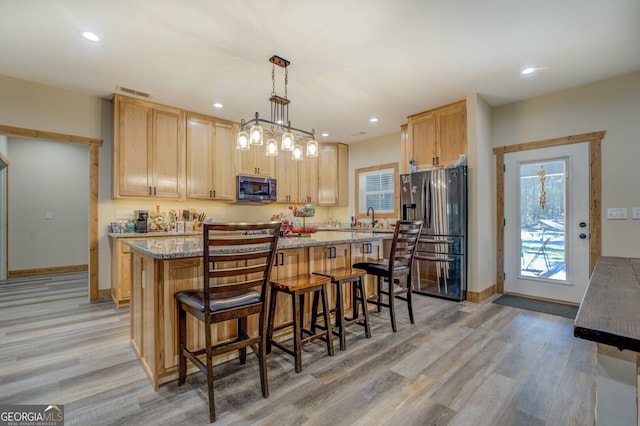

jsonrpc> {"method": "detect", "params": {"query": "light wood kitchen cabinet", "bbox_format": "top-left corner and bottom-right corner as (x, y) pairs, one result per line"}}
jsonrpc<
(109, 237), (133, 308)
(351, 240), (382, 298)
(113, 94), (184, 198)
(402, 100), (466, 173)
(317, 143), (348, 206)
(236, 143), (275, 177)
(185, 113), (236, 200)
(276, 155), (318, 204)
(310, 243), (351, 306)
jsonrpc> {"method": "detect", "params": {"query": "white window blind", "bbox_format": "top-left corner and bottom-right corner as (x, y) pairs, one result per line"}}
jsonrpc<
(358, 168), (395, 214)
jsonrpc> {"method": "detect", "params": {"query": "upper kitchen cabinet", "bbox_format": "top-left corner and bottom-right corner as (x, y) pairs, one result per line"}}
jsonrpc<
(113, 94), (184, 198)
(186, 113), (236, 200)
(236, 141), (275, 178)
(317, 142), (348, 206)
(402, 100), (466, 173)
(276, 154), (318, 204)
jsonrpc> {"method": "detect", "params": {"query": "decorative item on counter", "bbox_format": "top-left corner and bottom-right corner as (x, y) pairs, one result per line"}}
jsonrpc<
(410, 157), (417, 173)
(149, 204), (169, 232)
(126, 219), (136, 233)
(288, 202), (317, 236)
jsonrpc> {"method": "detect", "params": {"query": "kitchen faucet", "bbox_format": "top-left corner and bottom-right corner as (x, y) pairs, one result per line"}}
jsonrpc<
(367, 207), (377, 227)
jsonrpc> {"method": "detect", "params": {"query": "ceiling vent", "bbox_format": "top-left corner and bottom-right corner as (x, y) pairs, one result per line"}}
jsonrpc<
(116, 85), (151, 98)
(350, 131), (367, 137)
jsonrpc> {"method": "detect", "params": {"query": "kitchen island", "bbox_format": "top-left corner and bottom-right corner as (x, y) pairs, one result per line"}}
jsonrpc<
(573, 256), (640, 425)
(127, 231), (392, 389)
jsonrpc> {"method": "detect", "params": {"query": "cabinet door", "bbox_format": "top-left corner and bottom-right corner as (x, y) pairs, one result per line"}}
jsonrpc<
(186, 116), (214, 199)
(152, 108), (183, 198)
(212, 123), (236, 200)
(351, 241), (382, 297)
(337, 143), (348, 206)
(276, 151), (299, 203)
(408, 112), (437, 168)
(437, 103), (467, 167)
(317, 143), (339, 205)
(299, 156), (318, 203)
(116, 100), (153, 197)
(271, 248), (309, 328)
(236, 145), (275, 177)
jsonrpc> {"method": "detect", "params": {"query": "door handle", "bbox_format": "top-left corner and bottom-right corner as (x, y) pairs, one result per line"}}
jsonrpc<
(579, 233), (588, 239)
(579, 222), (587, 228)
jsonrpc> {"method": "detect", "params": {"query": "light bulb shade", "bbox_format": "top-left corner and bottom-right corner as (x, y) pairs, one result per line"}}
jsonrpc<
(266, 138), (278, 156)
(249, 124), (264, 145)
(292, 144), (303, 161)
(281, 132), (294, 151)
(236, 131), (250, 150)
(306, 139), (318, 157)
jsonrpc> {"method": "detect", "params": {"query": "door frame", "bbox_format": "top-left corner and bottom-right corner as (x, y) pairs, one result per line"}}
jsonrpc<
(0, 124), (102, 301)
(493, 131), (605, 294)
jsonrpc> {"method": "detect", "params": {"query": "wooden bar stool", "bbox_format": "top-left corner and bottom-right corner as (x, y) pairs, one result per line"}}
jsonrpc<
(267, 274), (334, 373)
(312, 267), (371, 351)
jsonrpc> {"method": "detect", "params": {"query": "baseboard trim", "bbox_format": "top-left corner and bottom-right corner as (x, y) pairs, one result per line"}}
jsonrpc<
(467, 284), (497, 303)
(98, 289), (112, 301)
(8, 264), (88, 278)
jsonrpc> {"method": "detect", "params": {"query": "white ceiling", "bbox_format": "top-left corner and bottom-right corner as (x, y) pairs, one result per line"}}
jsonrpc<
(1, 0), (639, 143)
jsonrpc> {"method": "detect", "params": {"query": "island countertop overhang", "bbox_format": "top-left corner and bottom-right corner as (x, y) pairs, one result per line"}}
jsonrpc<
(125, 230), (392, 260)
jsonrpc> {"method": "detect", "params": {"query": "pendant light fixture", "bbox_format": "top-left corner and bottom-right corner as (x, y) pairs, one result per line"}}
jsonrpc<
(237, 55), (317, 159)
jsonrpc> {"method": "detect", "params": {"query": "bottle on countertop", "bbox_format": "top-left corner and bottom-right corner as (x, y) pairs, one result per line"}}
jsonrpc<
(410, 157), (417, 173)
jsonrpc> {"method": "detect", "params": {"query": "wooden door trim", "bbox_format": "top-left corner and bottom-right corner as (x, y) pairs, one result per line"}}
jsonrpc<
(493, 130), (605, 294)
(0, 124), (103, 301)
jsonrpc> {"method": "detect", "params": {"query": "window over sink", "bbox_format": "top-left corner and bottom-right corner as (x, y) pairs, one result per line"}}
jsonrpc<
(355, 162), (398, 219)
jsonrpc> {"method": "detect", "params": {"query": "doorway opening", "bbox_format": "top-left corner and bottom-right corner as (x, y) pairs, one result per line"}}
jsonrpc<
(0, 125), (101, 301)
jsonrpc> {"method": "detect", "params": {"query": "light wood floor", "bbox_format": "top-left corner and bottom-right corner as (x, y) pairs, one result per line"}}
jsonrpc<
(0, 272), (596, 425)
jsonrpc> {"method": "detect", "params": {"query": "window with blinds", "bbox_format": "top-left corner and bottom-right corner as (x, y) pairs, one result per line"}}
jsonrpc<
(358, 167), (395, 214)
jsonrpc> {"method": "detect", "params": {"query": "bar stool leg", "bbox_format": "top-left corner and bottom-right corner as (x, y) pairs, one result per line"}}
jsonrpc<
(406, 275), (415, 324)
(389, 277), (397, 332)
(292, 292), (303, 373)
(356, 277), (371, 338)
(267, 288), (278, 354)
(320, 286), (334, 356)
(334, 280), (346, 351)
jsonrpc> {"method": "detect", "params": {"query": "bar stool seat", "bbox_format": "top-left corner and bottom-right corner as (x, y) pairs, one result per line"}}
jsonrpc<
(267, 274), (334, 373)
(312, 267), (371, 351)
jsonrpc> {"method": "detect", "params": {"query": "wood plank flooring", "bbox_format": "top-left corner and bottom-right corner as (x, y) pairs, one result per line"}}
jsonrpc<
(0, 273), (596, 425)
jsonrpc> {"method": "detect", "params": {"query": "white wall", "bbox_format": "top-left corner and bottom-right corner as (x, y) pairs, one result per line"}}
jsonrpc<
(466, 93), (496, 295)
(7, 138), (89, 270)
(348, 132), (402, 222)
(493, 71), (640, 257)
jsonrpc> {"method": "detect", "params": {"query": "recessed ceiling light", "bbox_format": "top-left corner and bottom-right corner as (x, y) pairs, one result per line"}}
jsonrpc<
(321, 132), (329, 137)
(521, 67), (536, 75)
(81, 31), (100, 42)
(369, 117), (379, 123)
(213, 102), (223, 108)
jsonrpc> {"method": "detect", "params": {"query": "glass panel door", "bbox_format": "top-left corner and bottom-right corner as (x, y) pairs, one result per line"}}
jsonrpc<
(519, 159), (566, 281)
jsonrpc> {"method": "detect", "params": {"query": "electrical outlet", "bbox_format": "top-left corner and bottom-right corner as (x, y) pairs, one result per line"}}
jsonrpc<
(606, 208), (628, 220)
(633, 207), (640, 220)
(115, 209), (134, 220)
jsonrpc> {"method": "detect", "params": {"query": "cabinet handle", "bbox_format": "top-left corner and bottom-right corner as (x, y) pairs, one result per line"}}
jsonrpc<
(209, 190), (212, 198)
(280, 252), (284, 265)
(212, 190), (216, 198)
(149, 186), (152, 195)
(153, 187), (157, 196)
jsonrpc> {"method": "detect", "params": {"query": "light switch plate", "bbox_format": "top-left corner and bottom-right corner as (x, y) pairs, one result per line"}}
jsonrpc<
(607, 208), (628, 219)
(115, 209), (134, 220)
(632, 207), (640, 219)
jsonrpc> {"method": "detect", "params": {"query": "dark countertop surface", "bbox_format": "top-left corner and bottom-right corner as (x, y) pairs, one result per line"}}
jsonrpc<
(574, 256), (640, 352)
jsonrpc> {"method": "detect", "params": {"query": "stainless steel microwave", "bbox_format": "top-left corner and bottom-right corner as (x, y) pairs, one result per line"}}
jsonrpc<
(236, 175), (277, 202)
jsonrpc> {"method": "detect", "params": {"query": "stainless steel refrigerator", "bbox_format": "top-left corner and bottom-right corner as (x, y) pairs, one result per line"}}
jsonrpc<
(400, 166), (467, 301)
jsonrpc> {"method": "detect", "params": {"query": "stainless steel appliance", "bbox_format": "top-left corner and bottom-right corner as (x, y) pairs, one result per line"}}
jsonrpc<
(400, 166), (467, 301)
(236, 175), (277, 202)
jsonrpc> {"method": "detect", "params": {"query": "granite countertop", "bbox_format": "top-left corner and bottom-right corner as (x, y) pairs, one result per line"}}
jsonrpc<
(126, 230), (392, 260)
(108, 230), (202, 238)
(574, 256), (640, 353)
